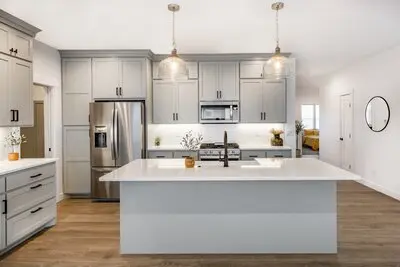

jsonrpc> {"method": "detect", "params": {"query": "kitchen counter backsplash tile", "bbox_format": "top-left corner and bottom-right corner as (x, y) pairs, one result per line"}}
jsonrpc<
(147, 123), (290, 148)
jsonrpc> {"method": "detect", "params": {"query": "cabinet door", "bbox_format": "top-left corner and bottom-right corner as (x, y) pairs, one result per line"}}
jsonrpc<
(92, 58), (119, 99)
(11, 30), (33, 62)
(219, 62), (239, 101)
(0, 194), (5, 251)
(176, 81), (199, 124)
(10, 58), (33, 126)
(64, 126), (91, 194)
(199, 62), (219, 101)
(153, 81), (176, 124)
(240, 80), (263, 123)
(240, 61), (265, 79)
(148, 151), (174, 159)
(0, 54), (11, 126)
(62, 58), (92, 126)
(174, 151), (198, 159)
(262, 80), (286, 123)
(120, 58), (146, 98)
(0, 23), (11, 56)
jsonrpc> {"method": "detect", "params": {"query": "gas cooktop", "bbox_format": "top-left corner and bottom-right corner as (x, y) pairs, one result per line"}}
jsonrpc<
(199, 142), (240, 149)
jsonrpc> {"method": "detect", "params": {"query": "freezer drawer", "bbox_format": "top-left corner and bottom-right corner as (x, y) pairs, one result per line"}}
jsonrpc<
(91, 167), (119, 200)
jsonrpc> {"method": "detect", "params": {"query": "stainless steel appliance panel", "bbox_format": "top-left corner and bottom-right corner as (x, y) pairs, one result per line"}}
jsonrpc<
(91, 167), (119, 200)
(200, 101), (239, 124)
(90, 102), (116, 167)
(115, 102), (145, 167)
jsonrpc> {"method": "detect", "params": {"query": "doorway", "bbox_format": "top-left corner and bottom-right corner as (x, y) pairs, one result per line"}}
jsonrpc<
(20, 84), (51, 158)
(340, 93), (353, 170)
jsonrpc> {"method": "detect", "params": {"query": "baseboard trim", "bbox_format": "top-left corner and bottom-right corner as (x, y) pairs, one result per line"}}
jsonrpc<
(56, 193), (65, 203)
(357, 179), (400, 201)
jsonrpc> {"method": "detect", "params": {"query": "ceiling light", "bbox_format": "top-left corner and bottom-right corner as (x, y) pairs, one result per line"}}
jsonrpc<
(158, 4), (188, 81)
(264, 2), (292, 79)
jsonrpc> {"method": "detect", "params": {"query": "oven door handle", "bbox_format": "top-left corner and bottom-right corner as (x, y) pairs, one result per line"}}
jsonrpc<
(230, 105), (233, 120)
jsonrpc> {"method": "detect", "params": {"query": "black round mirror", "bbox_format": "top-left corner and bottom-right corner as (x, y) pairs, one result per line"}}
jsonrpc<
(365, 96), (390, 132)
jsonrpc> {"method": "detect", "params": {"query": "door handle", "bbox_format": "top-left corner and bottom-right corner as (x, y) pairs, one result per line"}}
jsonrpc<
(217, 91), (219, 99)
(116, 87), (119, 96)
(176, 113), (178, 121)
(114, 108), (119, 159)
(16, 110), (19, 122)
(261, 112), (263, 120)
(10, 110), (15, 122)
(263, 112), (266, 121)
(111, 108), (116, 160)
(173, 113), (175, 121)
(119, 87), (122, 96)
(2, 199), (7, 215)
(339, 137), (344, 141)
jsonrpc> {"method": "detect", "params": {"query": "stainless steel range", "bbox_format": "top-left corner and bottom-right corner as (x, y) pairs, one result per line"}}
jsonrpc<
(199, 142), (240, 161)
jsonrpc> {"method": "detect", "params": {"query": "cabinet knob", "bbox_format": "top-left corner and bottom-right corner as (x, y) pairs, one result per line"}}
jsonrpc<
(14, 49), (18, 54)
(9, 48), (14, 54)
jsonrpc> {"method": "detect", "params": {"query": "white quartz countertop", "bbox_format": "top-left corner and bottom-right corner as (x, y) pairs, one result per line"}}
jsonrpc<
(0, 158), (57, 176)
(100, 158), (361, 182)
(148, 146), (196, 151)
(240, 145), (292, 150)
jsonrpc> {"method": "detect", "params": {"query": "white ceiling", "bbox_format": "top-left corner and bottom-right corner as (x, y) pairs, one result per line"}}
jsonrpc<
(1, 0), (400, 80)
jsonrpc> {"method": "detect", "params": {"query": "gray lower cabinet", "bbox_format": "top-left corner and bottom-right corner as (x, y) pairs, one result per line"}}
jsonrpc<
(241, 150), (292, 160)
(0, 162), (57, 254)
(148, 150), (198, 159)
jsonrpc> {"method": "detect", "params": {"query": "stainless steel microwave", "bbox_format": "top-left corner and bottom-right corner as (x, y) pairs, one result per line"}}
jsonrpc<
(200, 101), (239, 124)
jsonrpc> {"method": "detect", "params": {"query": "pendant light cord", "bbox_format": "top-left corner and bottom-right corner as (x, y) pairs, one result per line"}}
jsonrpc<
(172, 10), (176, 50)
(275, 8), (279, 48)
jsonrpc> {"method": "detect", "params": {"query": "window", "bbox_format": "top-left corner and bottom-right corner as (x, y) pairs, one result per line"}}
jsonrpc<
(301, 104), (320, 129)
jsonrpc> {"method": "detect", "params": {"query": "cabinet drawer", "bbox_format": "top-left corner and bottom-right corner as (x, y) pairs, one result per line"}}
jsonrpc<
(148, 151), (174, 159)
(266, 150), (292, 158)
(6, 163), (56, 191)
(7, 197), (56, 246)
(0, 177), (4, 194)
(7, 177), (55, 219)
(174, 151), (198, 159)
(241, 151), (266, 160)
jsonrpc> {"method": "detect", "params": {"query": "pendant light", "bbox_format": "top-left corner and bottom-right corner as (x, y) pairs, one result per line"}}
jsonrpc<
(158, 4), (188, 81)
(264, 2), (291, 79)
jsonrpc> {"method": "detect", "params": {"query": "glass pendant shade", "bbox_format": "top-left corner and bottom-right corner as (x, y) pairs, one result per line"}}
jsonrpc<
(264, 47), (290, 79)
(158, 49), (188, 81)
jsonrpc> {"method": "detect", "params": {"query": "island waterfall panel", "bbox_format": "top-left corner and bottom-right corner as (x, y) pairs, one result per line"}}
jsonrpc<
(120, 180), (337, 254)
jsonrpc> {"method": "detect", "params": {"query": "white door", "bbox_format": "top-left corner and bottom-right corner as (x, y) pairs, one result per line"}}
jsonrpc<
(0, 193), (5, 250)
(219, 62), (239, 101)
(10, 58), (33, 126)
(153, 81), (176, 124)
(199, 62), (219, 101)
(0, 54), (11, 126)
(262, 80), (286, 123)
(176, 81), (199, 124)
(92, 58), (119, 99)
(0, 23), (11, 56)
(62, 58), (92, 126)
(240, 61), (265, 79)
(120, 58), (146, 98)
(64, 126), (91, 194)
(340, 94), (353, 171)
(11, 30), (33, 61)
(240, 80), (263, 123)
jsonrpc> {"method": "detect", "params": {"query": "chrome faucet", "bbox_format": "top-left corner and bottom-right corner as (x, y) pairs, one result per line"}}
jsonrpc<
(219, 131), (229, 167)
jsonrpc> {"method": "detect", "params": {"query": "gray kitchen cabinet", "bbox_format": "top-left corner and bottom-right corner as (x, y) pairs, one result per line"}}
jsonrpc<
(0, 54), (11, 126)
(0, 178), (5, 251)
(174, 151), (198, 159)
(240, 61), (265, 79)
(241, 149), (292, 160)
(148, 151), (174, 159)
(199, 62), (239, 101)
(62, 58), (92, 126)
(92, 58), (148, 99)
(0, 22), (33, 62)
(0, 23), (10, 56)
(153, 61), (198, 80)
(240, 79), (286, 123)
(148, 150), (198, 159)
(153, 80), (198, 124)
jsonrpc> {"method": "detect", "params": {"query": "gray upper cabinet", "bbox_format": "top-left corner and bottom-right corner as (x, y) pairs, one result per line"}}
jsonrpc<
(153, 80), (198, 124)
(62, 58), (92, 126)
(199, 62), (239, 101)
(92, 58), (147, 99)
(0, 54), (11, 126)
(153, 61), (198, 80)
(0, 22), (33, 62)
(240, 61), (265, 79)
(240, 79), (286, 123)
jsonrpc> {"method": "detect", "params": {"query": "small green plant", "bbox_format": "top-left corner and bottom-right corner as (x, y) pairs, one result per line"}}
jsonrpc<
(180, 131), (203, 151)
(154, 136), (161, 146)
(295, 120), (305, 136)
(4, 128), (27, 152)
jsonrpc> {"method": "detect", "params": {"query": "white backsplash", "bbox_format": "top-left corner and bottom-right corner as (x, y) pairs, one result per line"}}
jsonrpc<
(148, 123), (290, 148)
(0, 127), (11, 160)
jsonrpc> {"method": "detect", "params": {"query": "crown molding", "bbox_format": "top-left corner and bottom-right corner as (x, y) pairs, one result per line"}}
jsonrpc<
(0, 9), (41, 37)
(59, 49), (154, 59)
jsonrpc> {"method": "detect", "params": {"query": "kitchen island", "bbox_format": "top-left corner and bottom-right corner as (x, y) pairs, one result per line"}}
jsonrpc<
(100, 158), (361, 254)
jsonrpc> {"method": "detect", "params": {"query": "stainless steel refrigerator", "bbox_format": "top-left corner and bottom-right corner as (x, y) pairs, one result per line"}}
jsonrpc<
(89, 101), (146, 200)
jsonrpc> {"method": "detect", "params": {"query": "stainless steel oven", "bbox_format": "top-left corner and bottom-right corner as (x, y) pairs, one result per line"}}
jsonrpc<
(200, 101), (239, 124)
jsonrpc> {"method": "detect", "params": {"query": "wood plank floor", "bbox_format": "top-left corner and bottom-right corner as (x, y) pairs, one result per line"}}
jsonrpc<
(1, 181), (400, 267)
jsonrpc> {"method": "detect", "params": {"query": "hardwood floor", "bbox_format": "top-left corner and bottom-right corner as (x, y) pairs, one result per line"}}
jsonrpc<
(1, 181), (400, 267)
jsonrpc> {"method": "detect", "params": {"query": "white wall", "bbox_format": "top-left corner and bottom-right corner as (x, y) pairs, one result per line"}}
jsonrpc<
(296, 86), (319, 121)
(320, 44), (400, 200)
(32, 40), (63, 201)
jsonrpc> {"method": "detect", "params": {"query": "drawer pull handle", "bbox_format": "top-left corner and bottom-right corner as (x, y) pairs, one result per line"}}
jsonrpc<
(156, 156), (165, 158)
(249, 155), (258, 158)
(274, 155), (284, 158)
(30, 184), (43, 190)
(30, 173), (42, 178)
(2, 199), (7, 215)
(30, 207), (43, 214)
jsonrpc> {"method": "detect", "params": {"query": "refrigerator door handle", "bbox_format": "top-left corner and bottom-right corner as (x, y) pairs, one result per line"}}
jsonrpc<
(111, 108), (116, 160)
(114, 108), (119, 159)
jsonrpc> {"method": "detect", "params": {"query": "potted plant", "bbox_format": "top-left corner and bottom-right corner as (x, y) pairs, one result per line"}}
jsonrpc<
(270, 128), (284, 146)
(4, 128), (27, 161)
(154, 136), (161, 147)
(295, 120), (305, 157)
(180, 130), (203, 168)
